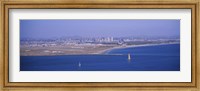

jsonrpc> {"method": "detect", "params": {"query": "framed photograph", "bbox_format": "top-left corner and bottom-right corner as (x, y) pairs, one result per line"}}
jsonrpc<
(0, 0), (199, 91)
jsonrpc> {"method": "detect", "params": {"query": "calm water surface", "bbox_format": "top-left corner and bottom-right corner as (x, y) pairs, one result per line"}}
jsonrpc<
(20, 44), (180, 71)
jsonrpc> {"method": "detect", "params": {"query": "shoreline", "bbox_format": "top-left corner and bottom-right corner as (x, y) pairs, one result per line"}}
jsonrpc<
(20, 42), (179, 56)
(99, 42), (180, 54)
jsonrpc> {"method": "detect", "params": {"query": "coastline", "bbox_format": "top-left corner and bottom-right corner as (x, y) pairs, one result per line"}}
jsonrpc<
(99, 42), (180, 54)
(20, 42), (179, 56)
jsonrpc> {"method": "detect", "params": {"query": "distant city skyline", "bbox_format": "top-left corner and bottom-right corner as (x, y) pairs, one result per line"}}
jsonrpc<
(20, 20), (180, 39)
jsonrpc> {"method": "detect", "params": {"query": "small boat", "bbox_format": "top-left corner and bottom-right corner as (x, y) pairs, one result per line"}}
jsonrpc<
(128, 53), (131, 60)
(78, 62), (81, 67)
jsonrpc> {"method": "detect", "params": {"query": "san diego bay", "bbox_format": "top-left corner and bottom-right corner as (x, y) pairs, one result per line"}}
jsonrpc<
(20, 20), (180, 71)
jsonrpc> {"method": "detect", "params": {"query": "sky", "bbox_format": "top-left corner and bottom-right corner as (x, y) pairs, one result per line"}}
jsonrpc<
(20, 20), (180, 39)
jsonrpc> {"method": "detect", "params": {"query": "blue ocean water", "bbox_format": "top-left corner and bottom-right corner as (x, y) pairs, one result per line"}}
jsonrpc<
(20, 44), (180, 71)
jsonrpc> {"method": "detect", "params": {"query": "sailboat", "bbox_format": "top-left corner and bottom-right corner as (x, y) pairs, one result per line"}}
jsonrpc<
(128, 53), (131, 60)
(78, 62), (81, 67)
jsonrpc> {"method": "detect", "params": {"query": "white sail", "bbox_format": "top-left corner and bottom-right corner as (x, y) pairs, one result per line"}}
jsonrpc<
(78, 62), (81, 67)
(128, 54), (131, 60)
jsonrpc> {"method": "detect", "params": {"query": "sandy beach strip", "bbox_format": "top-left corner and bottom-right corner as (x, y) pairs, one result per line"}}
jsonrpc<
(99, 42), (180, 54)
